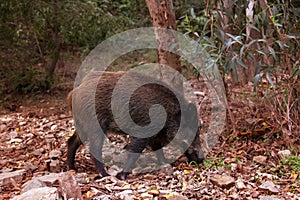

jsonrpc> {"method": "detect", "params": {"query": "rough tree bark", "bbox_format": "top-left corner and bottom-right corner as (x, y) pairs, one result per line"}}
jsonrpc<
(46, 0), (60, 85)
(145, 0), (182, 88)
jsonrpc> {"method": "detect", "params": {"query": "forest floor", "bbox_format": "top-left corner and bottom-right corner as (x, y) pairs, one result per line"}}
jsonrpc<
(0, 60), (299, 199)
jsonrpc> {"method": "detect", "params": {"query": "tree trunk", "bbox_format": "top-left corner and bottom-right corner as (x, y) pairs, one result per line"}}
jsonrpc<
(46, 0), (60, 85)
(145, 0), (182, 88)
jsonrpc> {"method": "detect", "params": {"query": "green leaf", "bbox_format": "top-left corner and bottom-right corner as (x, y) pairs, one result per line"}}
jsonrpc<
(203, 43), (217, 49)
(275, 40), (284, 50)
(205, 59), (216, 71)
(292, 62), (300, 77)
(245, 39), (258, 48)
(247, 24), (261, 32)
(225, 33), (243, 45)
(236, 58), (247, 69)
(256, 50), (267, 57)
(256, 39), (267, 43)
(240, 40), (257, 56)
(190, 8), (196, 18)
(267, 46), (276, 59)
(266, 72), (275, 87)
(253, 73), (263, 92)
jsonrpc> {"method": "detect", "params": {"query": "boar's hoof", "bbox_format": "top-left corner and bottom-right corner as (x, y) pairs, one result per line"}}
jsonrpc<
(94, 172), (109, 180)
(99, 171), (110, 178)
(116, 171), (129, 180)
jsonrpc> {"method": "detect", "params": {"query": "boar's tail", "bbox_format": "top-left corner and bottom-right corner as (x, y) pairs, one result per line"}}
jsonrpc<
(67, 90), (73, 113)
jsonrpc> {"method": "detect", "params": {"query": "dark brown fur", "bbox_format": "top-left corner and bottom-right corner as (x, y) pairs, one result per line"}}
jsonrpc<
(67, 71), (203, 180)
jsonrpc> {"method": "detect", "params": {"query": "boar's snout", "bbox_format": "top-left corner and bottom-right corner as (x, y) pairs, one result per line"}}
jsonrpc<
(185, 145), (205, 163)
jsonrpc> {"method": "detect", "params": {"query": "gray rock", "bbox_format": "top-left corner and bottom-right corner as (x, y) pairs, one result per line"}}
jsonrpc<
(75, 173), (88, 184)
(107, 165), (123, 177)
(116, 190), (134, 200)
(210, 174), (235, 189)
(22, 178), (47, 193)
(24, 162), (39, 172)
(158, 164), (173, 176)
(36, 173), (60, 186)
(236, 180), (246, 190)
(0, 169), (26, 185)
(45, 134), (55, 149)
(12, 187), (59, 200)
(278, 150), (291, 157)
(259, 195), (284, 200)
(58, 172), (83, 200)
(253, 155), (267, 165)
(59, 114), (67, 119)
(49, 149), (62, 159)
(259, 181), (279, 193)
(49, 159), (60, 173)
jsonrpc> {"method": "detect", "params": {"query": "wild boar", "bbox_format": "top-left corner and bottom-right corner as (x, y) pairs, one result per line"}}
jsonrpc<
(67, 70), (204, 180)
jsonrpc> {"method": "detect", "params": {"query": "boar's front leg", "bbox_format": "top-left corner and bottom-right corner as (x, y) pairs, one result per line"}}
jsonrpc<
(116, 137), (148, 180)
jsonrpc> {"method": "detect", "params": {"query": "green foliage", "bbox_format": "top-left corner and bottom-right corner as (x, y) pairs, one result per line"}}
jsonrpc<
(0, 0), (146, 53)
(59, 0), (145, 51)
(177, 1), (300, 85)
(8, 66), (37, 93)
(174, 0), (206, 23)
(279, 155), (300, 174)
(0, 0), (149, 93)
(189, 160), (200, 169)
(203, 156), (227, 169)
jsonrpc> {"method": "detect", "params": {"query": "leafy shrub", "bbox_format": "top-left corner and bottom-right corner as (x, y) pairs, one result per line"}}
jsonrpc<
(177, 1), (300, 84)
(0, 0), (149, 93)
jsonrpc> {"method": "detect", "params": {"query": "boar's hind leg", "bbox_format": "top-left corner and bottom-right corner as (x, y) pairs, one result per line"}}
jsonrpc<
(150, 142), (168, 165)
(149, 135), (169, 165)
(116, 137), (148, 180)
(67, 131), (82, 171)
(89, 123), (109, 178)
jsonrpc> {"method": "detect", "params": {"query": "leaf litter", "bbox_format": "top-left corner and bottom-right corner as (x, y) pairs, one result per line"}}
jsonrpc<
(0, 80), (299, 199)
